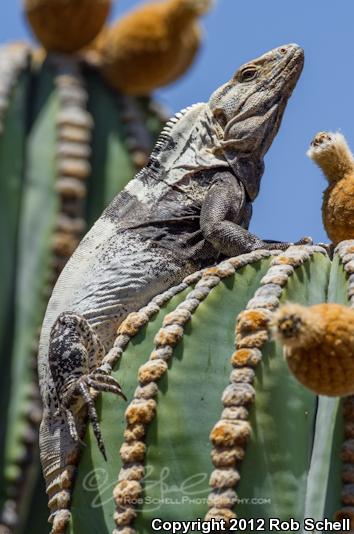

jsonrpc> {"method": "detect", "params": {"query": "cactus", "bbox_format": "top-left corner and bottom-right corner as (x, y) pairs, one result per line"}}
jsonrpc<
(1, 1), (215, 530)
(0, 42), (167, 532)
(0, 6), (353, 534)
(31, 241), (349, 533)
(1, 56), (352, 530)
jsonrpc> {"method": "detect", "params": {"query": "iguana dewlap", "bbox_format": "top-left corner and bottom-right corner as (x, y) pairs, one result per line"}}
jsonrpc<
(38, 43), (305, 521)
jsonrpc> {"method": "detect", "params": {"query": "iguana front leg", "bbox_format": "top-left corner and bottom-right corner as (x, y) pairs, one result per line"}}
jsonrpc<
(49, 312), (126, 459)
(200, 171), (309, 256)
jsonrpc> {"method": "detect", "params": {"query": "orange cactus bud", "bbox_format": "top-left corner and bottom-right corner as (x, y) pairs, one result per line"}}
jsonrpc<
(24, 0), (111, 53)
(307, 131), (354, 244)
(273, 302), (354, 396)
(92, 0), (213, 95)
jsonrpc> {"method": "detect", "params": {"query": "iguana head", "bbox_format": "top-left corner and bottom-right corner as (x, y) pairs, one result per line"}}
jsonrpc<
(208, 43), (304, 199)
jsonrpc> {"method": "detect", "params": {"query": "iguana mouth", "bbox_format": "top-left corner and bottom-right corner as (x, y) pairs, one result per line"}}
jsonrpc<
(285, 50), (304, 89)
(270, 44), (304, 93)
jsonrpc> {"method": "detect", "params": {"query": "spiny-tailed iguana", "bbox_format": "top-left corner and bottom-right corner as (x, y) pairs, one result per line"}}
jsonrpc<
(39, 43), (306, 516)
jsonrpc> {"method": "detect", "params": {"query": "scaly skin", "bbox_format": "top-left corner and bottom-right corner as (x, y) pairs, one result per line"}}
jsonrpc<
(38, 44), (305, 529)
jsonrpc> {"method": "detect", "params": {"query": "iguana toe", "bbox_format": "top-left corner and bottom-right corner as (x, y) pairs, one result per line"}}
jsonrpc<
(61, 371), (125, 460)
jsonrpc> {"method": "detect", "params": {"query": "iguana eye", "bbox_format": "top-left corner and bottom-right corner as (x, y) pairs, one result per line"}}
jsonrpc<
(239, 66), (258, 82)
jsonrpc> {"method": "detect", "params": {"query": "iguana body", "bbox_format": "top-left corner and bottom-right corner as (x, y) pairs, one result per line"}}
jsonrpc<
(39, 44), (305, 524)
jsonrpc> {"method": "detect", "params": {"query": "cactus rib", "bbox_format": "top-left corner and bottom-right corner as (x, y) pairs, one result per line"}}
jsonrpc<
(112, 249), (280, 532)
(205, 245), (327, 521)
(41, 55), (95, 534)
(51, 54), (92, 278)
(50, 266), (202, 532)
(116, 94), (153, 171)
(0, 41), (169, 532)
(336, 240), (354, 308)
(333, 240), (354, 527)
(0, 60), (59, 533)
(0, 44), (29, 136)
(1, 54), (94, 534)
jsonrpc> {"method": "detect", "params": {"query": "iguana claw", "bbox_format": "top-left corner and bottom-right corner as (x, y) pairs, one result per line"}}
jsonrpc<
(62, 370), (125, 460)
(49, 312), (126, 460)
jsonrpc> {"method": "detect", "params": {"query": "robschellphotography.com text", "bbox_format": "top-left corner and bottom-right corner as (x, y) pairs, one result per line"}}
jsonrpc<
(151, 517), (351, 532)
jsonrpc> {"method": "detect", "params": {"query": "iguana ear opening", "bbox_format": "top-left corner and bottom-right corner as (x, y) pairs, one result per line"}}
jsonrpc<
(213, 109), (228, 128)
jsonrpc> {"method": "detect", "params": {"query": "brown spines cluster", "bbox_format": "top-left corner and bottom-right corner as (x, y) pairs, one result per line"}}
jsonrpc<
(93, 0), (213, 95)
(51, 56), (92, 279)
(307, 131), (354, 245)
(24, 0), (111, 53)
(273, 302), (354, 397)
(272, 302), (326, 349)
(46, 439), (83, 534)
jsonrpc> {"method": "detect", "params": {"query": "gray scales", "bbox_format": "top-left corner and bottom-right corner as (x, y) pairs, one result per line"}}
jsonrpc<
(38, 43), (307, 521)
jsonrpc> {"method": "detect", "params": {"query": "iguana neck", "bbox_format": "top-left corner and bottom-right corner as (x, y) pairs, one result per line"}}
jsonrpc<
(146, 103), (264, 201)
(146, 103), (230, 184)
(206, 44), (304, 200)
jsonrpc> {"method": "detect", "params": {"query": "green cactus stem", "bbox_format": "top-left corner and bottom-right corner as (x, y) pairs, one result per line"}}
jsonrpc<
(0, 48), (165, 533)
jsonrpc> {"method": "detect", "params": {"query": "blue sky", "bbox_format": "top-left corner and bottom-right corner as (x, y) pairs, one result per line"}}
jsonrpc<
(2, 0), (354, 244)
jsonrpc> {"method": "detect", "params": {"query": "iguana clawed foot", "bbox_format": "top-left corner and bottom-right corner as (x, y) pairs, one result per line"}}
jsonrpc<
(62, 369), (126, 460)
(49, 312), (126, 460)
(263, 236), (313, 250)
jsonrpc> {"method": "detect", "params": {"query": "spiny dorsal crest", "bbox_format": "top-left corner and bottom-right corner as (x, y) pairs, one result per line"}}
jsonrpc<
(147, 102), (204, 170)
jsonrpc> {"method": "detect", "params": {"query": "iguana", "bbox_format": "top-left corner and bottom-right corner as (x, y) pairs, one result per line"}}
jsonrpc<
(39, 43), (306, 524)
